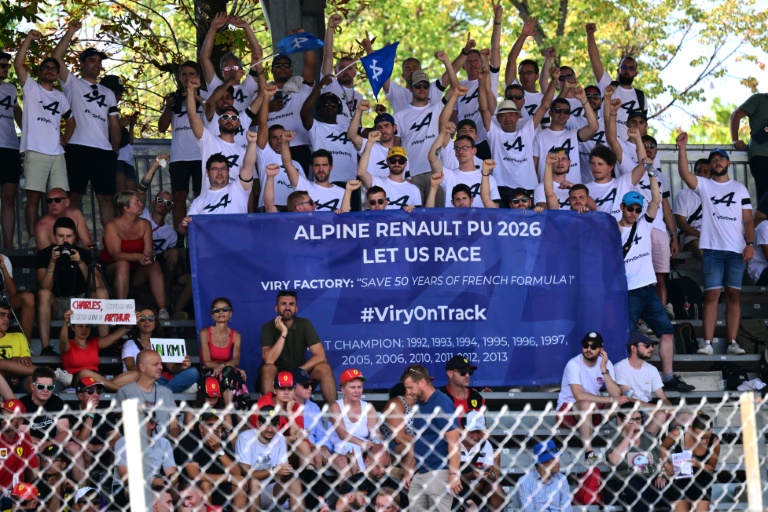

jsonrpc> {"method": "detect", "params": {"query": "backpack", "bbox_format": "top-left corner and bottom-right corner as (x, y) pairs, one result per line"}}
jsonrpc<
(674, 322), (699, 355)
(736, 319), (768, 354)
(667, 271), (704, 320)
(609, 81), (646, 112)
(573, 467), (604, 505)
(721, 362), (750, 391)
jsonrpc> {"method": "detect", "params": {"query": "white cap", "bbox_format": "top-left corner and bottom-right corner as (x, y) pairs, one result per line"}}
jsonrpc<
(465, 410), (487, 432)
(74, 487), (100, 503)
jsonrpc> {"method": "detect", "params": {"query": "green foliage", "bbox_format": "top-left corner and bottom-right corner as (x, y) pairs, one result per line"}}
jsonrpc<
(666, 98), (749, 145)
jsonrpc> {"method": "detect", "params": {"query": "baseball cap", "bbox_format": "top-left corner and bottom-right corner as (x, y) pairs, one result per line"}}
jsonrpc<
(205, 377), (221, 398)
(446, 355), (478, 372)
(410, 71), (429, 85)
(533, 440), (560, 464)
(79, 48), (108, 62)
(496, 100), (520, 114)
(2, 399), (26, 414)
(76, 376), (100, 392)
(99, 75), (125, 93)
(387, 146), (407, 160)
(0, 52), (11, 61)
(10, 483), (38, 501)
(256, 405), (281, 425)
(274, 371), (296, 389)
(626, 110), (648, 122)
(622, 191), (644, 207)
(581, 331), (604, 347)
(41, 444), (70, 464)
(465, 410), (487, 432)
(374, 112), (395, 127)
(74, 487), (101, 503)
(627, 331), (658, 347)
(291, 368), (317, 386)
(456, 119), (477, 132)
(273, 54), (293, 65)
(340, 368), (367, 384)
(199, 412), (220, 423)
(708, 148), (730, 161)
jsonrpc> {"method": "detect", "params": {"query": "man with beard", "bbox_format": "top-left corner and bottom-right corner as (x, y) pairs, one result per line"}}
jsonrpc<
(673, 159), (712, 259)
(53, 21), (120, 227)
(440, 356), (484, 425)
(586, 23), (647, 140)
(348, 102), (405, 178)
(555, 332), (625, 463)
(517, 441), (571, 511)
(136, 155), (178, 259)
(614, 332), (674, 436)
(14, 31), (74, 247)
(261, 290), (336, 404)
(357, 132), (421, 210)
(0, 50), (22, 251)
(577, 85), (608, 183)
(676, 134), (756, 360)
(321, 14), (364, 127)
(280, 131), (344, 212)
(201, 67), (263, 151)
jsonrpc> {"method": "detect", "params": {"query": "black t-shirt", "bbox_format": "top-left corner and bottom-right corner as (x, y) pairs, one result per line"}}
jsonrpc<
(19, 394), (68, 441)
(338, 473), (409, 511)
(67, 408), (120, 446)
(176, 431), (236, 475)
(35, 245), (92, 297)
(34, 475), (76, 508)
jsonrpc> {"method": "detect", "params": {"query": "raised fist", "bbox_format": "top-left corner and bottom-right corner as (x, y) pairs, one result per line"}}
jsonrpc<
(282, 130), (296, 142)
(675, 132), (688, 147)
(482, 159), (496, 173)
(585, 23), (596, 34)
(27, 30), (42, 41)
(358, 100), (371, 112)
(265, 163), (280, 177)
(368, 130), (381, 142)
(328, 13), (343, 28)
(246, 130), (259, 143)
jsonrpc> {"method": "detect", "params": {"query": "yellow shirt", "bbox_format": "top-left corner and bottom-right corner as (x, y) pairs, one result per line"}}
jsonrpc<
(0, 332), (31, 359)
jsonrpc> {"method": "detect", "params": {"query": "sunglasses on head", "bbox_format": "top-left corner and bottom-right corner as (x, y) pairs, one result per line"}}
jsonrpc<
(219, 114), (239, 121)
(388, 157), (407, 165)
(551, 107), (570, 115)
(581, 342), (602, 350)
(457, 368), (475, 376)
(625, 205), (642, 214)
(155, 197), (174, 207)
(138, 315), (156, 322)
(411, 82), (430, 90)
(511, 197), (530, 204)
(82, 386), (105, 395)
(506, 94), (524, 101)
(211, 306), (232, 314)
(47, 197), (66, 204)
(36, 384), (55, 391)
(368, 198), (386, 206)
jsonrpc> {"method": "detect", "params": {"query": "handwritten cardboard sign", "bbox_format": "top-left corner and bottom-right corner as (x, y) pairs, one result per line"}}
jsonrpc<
(151, 338), (187, 363)
(70, 299), (136, 325)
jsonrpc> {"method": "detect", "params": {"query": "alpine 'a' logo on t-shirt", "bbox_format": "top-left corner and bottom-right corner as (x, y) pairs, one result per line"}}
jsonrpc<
(638, 180), (651, 191)
(503, 137), (525, 152)
(459, 88), (479, 104)
(42, 101), (61, 116)
(550, 138), (574, 152)
(203, 194), (231, 212)
(84, 89), (108, 107)
(570, 106), (584, 117)
(326, 132), (350, 143)
(591, 131), (606, 144)
(559, 196), (570, 208)
(389, 195), (409, 208)
(0, 96), (13, 110)
(630, 232), (642, 247)
(595, 188), (617, 206)
(233, 88), (246, 103)
(153, 239), (167, 253)
(711, 192), (736, 207)
(410, 112), (433, 132)
(225, 155), (240, 168)
(524, 104), (537, 116)
(621, 100), (638, 114)
(468, 183), (481, 197)
(235, 125), (244, 136)
(376, 159), (388, 170)
(316, 198), (340, 210)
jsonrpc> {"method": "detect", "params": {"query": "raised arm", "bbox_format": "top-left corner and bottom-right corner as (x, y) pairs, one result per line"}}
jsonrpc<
(240, 131), (257, 191)
(532, 67), (559, 129)
(52, 20), (82, 82)
(478, 67), (492, 132)
(300, 75), (333, 130)
(322, 14), (343, 77)
(280, 131), (301, 187)
(263, 163), (280, 213)
(14, 30), (41, 86)
(543, 152), (560, 210)
(428, 125), (452, 175)
(585, 23), (605, 81)
(539, 46), (555, 91)
(257, 82), (277, 150)
(646, 166), (661, 220)
(505, 18), (536, 86)
(605, 91), (623, 161)
(425, 172), (443, 208)
(204, 69), (244, 121)
(357, 131), (379, 189)
(347, 100), (370, 151)
(230, 15), (263, 66)
(574, 86), (598, 140)
(490, 0), (503, 69)
(185, 77), (204, 140)
(200, 13), (230, 85)
(295, 29), (318, 84)
(675, 132), (697, 190)
(137, 154), (169, 205)
(480, 161), (499, 208)
(439, 50), (460, 101)
(341, 180), (362, 213)
(157, 93), (174, 133)
(439, 84), (467, 130)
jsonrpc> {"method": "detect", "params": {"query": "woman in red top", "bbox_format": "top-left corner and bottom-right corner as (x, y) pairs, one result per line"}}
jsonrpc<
(59, 309), (138, 392)
(101, 191), (168, 319)
(199, 297), (250, 409)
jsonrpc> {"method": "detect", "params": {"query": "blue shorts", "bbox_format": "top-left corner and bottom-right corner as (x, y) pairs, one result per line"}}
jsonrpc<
(702, 249), (745, 290)
(628, 285), (674, 336)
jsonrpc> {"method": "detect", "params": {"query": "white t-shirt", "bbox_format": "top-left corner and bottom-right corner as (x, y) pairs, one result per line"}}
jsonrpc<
(0, 82), (19, 150)
(577, 116), (606, 184)
(141, 209), (177, 254)
(613, 358), (663, 403)
(532, 128), (582, 184)
(385, 80), (444, 113)
(187, 182), (250, 215)
(359, 139), (404, 178)
(673, 188), (703, 233)
(564, 97), (588, 131)
(169, 97), (204, 163)
(440, 167), (499, 208)
(235, 429), (288, 470)
(588, 178), (621, 217)
(197, 128), (246, 190)
(633, 171), (670, 232)
(393, 102), (443, 176)
(440, 139), (483, 171)
(693, 178), (752, 253)
(267, 82), (313, 146)
(60, 74), (118, 150)
(507, 79), (543, 120)
(371, 176), (422, 209)
(748, 221), (768, 283)
(621, 215), (657, 290)
(256, 145), (300, 207)
(309, 121), (358, 182)
(460, 439), (495, 469)
(609, 173), (636, 221)
(486, 119), (537, 189)
(207, 73), (259, 114)
(296, 174), (344, 211)
(20, 79), (70, 155)
(596, 73), (645, 141)
(121, 338), (142, 373)
(456, 72), (500, 145)
(320, 76), (364, 128)
(533, 181), (571, 210)
(556, 355), (615, 409)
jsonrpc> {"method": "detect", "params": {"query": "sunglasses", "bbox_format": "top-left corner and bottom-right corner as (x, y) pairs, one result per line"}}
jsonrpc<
(551, 107), (570, 115)
(581, 342), (602, 350)
(273, 62), (292, 69)
(155, 197), (174, 207)
(219, 114), (239, 121)
(586, 94), (601, 100)
(558, 75), (575, 81)
(81, 386), (105, 395)
(261, 418), (281, 427)
(625, 205), (642, 214)
(506, 94), (524, 100)
(411, 83), (430, 90)
(40, 65), (58, 72)
(368, 198), (386, 206)
(643, 144), (657, 149)
(36, 384), (55, 391)
(222, 65), (242, 72)
(619, 65), (637, 72)
(511, 197), (530, 204)
(457, 368), (475, 376)
(138, 315), (156, 322)
(211, 306), (232, 314)
(388, 157), (407, 165)
(298, 382), (313, 389)
(47, 197), (66, 204)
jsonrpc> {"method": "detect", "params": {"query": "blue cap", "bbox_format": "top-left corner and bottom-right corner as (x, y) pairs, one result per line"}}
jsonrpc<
(374, 113), (395, 127)
(627, 331), (658, 348)
(533, 440), (559, 464)
(622, 191), (644, 207)
(708, 148), (729, 161)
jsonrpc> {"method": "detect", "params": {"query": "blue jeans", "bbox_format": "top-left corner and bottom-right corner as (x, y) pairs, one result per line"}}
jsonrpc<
(157, 367), (200, 393)
(702, 249), (745, 290)
(628, 285), (674, 336)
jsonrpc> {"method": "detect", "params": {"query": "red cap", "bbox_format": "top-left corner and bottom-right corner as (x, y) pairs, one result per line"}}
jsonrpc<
(11, 482), (38, 500)
(340, 368), (367, 384)
(274, 371), (295, 388)
(76, 377), (99, 392)
(205, 377), (221, 398)
(2, 399), (26, 414)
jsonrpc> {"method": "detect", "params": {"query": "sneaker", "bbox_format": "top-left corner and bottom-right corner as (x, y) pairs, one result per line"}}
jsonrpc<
(54, 368), (73, 387)
(40, 346), (59, 356)
(24, 236), (36, 250)
(663, 374), (695, 392)
(727, 341), (746, 355)
(585, 450), (599, 465)
(158, 308), (170, 321)
(696, 341), (713, 355)
(182, 383), (198, 394)
(666, 303), (675, 319)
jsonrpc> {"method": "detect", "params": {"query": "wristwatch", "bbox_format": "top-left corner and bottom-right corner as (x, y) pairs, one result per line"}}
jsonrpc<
(747, 242), (755, 247)
(647, 170), (657, 177)
(217, 449), (225, 457)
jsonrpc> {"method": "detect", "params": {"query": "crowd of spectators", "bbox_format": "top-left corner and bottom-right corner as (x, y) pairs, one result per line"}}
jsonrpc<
(0, 5), (765, 511)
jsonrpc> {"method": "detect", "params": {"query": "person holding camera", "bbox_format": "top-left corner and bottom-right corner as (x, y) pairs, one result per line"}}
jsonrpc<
(36, 217), (108, 356)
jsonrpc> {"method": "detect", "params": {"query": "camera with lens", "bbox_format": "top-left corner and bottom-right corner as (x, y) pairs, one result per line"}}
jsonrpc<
(57, 242), (73, 266)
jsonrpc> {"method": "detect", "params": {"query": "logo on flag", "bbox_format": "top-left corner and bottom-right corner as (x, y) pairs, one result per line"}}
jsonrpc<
(276, 32), (325, 56)
(361, 42), (399, 99)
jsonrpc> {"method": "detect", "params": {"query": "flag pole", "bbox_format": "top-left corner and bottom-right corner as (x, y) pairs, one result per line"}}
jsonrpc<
(249, 53), (276, 70)
(336, 59), (361, 74)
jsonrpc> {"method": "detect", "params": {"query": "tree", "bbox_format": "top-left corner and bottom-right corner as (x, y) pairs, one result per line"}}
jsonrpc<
(667, 97), (750, 145)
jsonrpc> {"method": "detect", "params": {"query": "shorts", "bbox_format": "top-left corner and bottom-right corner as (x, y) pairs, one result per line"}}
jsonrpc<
(651, 228), (670, 273)
(115, 160), (138, 182)
(0, 147), (22, 185)
(702, 249), (745, 291)
(169, 160), (202, 195)
(22, 151), (69, 192)
(556, 402), (606, 428)
(628, 285), (675, 336)
(65, 144), (117, 195)
(680, 232), (700, 252)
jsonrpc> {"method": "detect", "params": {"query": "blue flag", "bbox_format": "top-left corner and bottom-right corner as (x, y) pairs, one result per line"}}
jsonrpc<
(276, 32), (324, 55)
(361, 42), (399, 99)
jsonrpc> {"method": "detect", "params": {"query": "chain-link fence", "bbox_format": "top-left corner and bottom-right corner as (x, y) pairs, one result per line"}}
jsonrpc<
(0, 393), (766, 511)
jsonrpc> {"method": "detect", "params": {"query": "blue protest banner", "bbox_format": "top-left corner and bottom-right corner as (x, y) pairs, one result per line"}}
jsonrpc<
(190, 209), (629, 390)
(360, 43), (399, 99)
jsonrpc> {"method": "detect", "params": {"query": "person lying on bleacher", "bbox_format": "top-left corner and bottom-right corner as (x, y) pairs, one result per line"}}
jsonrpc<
(0, 301), (39, 391)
